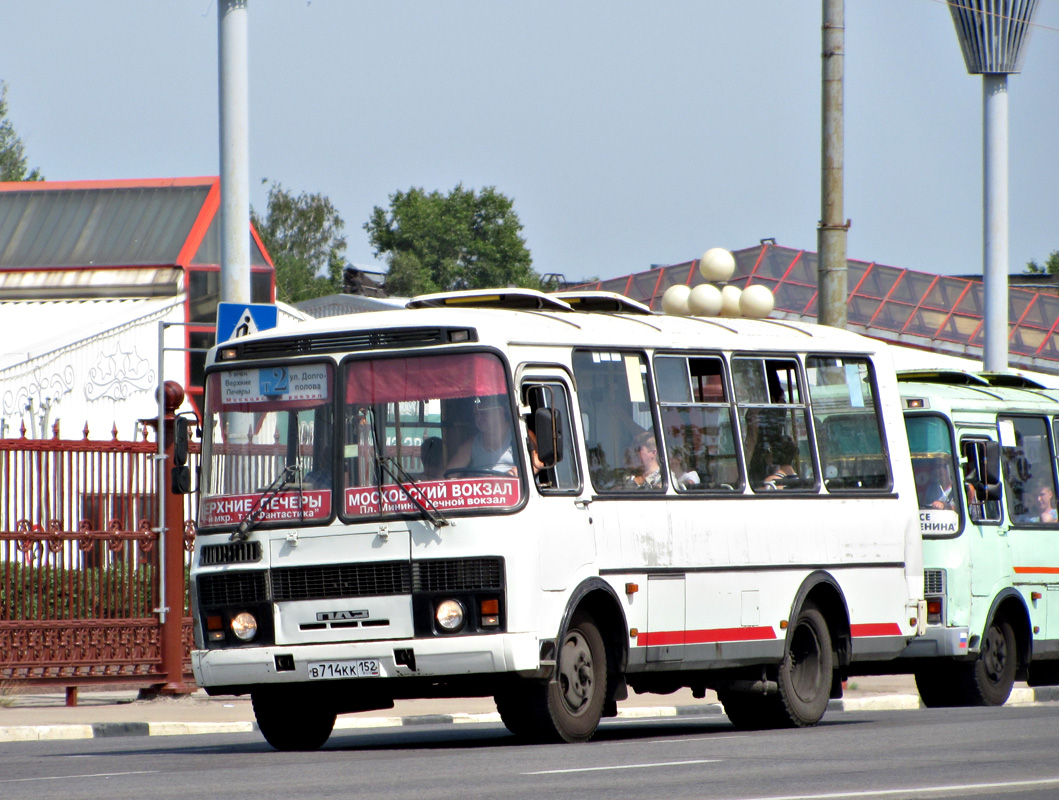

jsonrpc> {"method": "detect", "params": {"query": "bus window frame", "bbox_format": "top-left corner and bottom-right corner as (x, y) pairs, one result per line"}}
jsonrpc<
(652, 350), (745, 494)
(731, 352), (820, 493)
(905, 410), (967, 540)
(571, 347), (667, 497)
(336, 346), (529, 524)
(960, 434), (1004, 529)
(805, 352), (894, 495)
(997, 413), (1059, 529)
(198, 359), (339, 532)
(519, 375), (583, 497)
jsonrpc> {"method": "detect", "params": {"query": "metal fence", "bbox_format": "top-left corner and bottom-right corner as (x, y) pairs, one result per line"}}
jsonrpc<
(0, 422), (195, 686)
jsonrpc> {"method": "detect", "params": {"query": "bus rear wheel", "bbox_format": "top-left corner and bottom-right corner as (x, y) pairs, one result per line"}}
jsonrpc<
(776, 603), (833, 727)
(252, 688), (336, 751)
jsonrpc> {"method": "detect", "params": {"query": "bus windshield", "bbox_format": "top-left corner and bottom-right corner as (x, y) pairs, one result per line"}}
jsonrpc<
(341, 351), (523, 520)
(199, 363), (335, 529)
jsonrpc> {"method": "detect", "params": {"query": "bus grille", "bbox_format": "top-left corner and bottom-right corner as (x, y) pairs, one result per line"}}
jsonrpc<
(271, 561), (412, 601)
(235, 326), (476, 358)
(924, 569), (945, 596)
(412, 558), (504, 592)
(198, 571), (269, 606)
(199, 541), (262, 566)
(197, 558), (505, 607)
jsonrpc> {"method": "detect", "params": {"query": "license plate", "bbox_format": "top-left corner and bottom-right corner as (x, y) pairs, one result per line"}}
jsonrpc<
(307, 659), (380, 680)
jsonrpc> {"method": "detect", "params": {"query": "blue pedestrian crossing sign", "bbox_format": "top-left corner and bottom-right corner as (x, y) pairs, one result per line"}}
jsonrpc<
(216, 302), (278, 343)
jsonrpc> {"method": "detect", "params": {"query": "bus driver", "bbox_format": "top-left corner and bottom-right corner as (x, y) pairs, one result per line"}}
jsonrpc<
(447, 395), (518, 475)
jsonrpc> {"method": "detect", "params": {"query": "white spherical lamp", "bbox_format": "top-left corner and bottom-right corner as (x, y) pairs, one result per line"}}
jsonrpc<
(661, 284), (691, 316)
(687, 283), (723, 316)
(740, 284), (775, 318)
(719, 285), (742, 317)
(699, 247), (736, 282)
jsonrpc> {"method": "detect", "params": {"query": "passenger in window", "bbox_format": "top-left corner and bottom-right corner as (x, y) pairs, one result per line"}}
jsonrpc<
(525, 428), (545, 475)
(920, 459), (956, 510)
(744, 407), (787, 485)
(626, 433), (662, 489)
(1018, 479), (1057, 524)
(669, 454), (701, 489)
(420, 437), (445, 479)
(447, 395), (518, 476)
(763, 435), (797, 489)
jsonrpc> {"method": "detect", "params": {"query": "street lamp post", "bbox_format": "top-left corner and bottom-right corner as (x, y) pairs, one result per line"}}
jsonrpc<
(948, 0), (1038, 373)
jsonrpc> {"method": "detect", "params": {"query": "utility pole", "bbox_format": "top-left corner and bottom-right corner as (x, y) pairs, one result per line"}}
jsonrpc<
(818, 0), (848, 329)
(218, 0), (251, 305)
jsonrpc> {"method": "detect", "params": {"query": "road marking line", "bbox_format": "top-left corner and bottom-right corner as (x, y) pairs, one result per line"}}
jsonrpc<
(719, 776), (1059, 800)
(0, 770), (158, 784)
(524, 759), (719, 775)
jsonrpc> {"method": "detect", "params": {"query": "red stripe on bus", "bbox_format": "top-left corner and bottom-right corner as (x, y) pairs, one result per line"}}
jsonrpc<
(1014, 566), (1059, 574)
(850, 623), (903, 637)
(637, 627), (777, 647)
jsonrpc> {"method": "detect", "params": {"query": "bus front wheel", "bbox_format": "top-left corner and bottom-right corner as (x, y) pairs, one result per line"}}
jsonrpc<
(495, 611), (608, 743)
(252, 688), (336, 751)
(965, 616), (1017, 706)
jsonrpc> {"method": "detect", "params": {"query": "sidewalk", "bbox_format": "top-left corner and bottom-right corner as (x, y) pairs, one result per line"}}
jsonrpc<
(2, 676), (1057, 743)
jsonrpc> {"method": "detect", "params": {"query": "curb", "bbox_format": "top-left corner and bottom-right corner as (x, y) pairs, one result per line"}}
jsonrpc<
(3, 689), (1058, 743)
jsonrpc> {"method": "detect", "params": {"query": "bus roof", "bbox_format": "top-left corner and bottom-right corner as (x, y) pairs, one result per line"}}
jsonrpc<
(210, 289), (890, 365)
(899, 374), (1059, 414)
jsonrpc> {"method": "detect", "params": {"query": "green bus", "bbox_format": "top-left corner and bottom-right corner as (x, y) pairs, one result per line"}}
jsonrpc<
(899, 370), (1059, 705)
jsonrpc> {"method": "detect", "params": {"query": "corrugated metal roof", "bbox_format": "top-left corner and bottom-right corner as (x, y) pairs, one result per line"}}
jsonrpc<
(0, 296), (183, 369)
(0, 182), (211, 269)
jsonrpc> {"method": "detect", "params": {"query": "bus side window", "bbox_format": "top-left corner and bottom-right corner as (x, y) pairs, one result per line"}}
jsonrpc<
(1000, 416), (1057, 526)
(805, 356), (891, 491)
(572, 350), (661, 493)
(733, 357), (815, 491)
(655, 355), (740, 491)
(523, 382), (580, 494)
(961, 438), (1003, 524)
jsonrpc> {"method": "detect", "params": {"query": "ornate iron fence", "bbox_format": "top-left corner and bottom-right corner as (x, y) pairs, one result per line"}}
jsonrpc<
(0, 421), (196, 687)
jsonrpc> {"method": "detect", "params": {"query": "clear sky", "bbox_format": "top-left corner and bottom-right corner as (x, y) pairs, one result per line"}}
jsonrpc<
(2, 1), (1056, 284)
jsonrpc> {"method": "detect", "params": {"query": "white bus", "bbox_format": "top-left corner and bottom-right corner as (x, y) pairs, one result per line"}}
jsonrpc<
(899, 370), (1059, 704)
(190, 289), (924, 749)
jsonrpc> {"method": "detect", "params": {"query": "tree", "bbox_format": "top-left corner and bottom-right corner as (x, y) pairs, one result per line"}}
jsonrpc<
(365, 184), (537, 296)
(251, 182), (347, 304)
(0, 81), (44, 181)
(1026, 251), (1059, 277)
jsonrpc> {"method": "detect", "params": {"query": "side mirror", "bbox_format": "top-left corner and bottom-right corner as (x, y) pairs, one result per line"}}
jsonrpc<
(533, 407), (563, 467)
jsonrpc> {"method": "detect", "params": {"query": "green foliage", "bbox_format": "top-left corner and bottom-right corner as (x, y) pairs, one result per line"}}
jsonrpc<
(0, 561), (156, 621)
(1026, 250), (1059, 277)
(365, 184), (537, 296)
(251, 182), (347, 304)
(0, 81), (44, 181)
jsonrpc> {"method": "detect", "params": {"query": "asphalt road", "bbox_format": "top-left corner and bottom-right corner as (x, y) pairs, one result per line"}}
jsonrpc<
(1, 704), (1057, 800)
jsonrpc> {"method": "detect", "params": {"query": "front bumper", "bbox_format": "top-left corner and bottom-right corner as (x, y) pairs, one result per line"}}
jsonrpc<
(192, 631), (543, 689)
(899, 625), (971, 658)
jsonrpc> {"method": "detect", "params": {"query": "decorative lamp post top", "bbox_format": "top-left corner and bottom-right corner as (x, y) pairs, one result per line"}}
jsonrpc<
(949, 0), (1039, 74)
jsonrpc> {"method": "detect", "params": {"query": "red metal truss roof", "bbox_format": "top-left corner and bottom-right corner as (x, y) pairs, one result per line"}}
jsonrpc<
(575, 243), (1059, 375)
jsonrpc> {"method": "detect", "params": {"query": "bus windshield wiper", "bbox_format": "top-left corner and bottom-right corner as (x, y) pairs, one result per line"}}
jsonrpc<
(376, 456), (452, 529)
(230, 463), (301, 542)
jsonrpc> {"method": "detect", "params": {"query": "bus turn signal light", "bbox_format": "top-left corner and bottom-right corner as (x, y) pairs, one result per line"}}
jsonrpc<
(480, 598), (500, 628)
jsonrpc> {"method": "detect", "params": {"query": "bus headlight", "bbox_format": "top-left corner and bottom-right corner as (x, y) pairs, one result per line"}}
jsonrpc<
(435, 599), (465, 632)
(231, 612), (259, 641)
